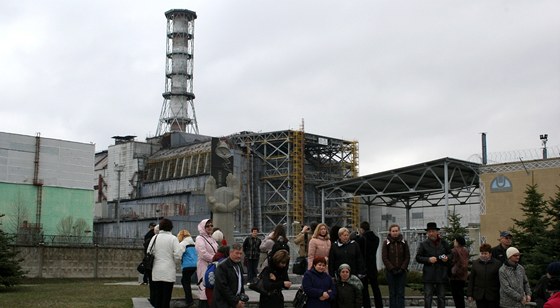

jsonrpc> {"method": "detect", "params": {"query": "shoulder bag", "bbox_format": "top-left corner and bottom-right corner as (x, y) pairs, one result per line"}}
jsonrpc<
(293, 286), (307, 308)
(143, 235), (158, 271)
(248, 268), (269, 295)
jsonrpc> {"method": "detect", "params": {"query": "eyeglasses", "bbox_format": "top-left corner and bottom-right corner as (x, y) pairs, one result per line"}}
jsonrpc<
(205, 225), (213, 228)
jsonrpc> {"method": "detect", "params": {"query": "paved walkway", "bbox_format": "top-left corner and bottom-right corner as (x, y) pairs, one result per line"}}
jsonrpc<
(113, 281), (301, 308)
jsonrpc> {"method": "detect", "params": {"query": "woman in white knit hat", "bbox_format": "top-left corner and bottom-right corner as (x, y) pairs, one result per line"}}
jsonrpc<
(498, 247), (531, 308)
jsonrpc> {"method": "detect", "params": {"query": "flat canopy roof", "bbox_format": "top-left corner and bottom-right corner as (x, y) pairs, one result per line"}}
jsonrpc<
(318, 157), (480, 209)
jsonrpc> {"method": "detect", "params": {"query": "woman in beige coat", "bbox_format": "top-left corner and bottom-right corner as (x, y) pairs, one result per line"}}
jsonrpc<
(307, 223), (331, 269)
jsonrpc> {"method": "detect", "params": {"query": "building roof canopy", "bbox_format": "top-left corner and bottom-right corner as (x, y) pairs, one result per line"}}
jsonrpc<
(318, 157), (480, 209)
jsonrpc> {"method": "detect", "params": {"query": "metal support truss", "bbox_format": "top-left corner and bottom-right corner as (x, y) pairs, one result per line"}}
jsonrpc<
(229, 130), (359, 233)
(319, 157), (480, 229)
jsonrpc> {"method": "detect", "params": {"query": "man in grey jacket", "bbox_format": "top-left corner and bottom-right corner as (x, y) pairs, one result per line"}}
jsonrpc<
(415, 222), (452, 308)
(499, 247), (531, 308)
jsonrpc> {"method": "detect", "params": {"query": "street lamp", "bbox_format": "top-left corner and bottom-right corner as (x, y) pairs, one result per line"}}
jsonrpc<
(540, 134), (548, 159)
(114, 164), (124, 236)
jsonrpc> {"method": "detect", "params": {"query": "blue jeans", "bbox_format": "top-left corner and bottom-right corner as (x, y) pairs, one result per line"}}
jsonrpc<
(424, 283), (446, 308)
(386, 270), (406, 308)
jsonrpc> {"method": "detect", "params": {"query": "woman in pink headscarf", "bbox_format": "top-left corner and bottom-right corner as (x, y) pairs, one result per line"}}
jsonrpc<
(195, 219), (218, 308)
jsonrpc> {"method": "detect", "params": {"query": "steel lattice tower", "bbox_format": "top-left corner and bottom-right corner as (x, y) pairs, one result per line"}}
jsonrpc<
(156, 9), (199, 136)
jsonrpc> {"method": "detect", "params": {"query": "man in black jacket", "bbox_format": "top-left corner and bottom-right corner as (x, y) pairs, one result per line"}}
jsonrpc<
(242, 227), (262, 283)
(212, 243), (247, 308)
(491, 230), (512, 264)
(357, 221), (383, 308)
(416, 222), (452, 308)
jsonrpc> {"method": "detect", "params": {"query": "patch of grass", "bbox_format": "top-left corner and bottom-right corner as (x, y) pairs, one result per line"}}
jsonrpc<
(0, 278), (166, 308)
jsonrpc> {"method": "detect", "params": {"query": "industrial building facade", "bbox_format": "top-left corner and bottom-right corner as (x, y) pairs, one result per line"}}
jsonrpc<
(0, 132), (94, 241)
(94, 130), (359, 238)
(479, 157), (560, 245)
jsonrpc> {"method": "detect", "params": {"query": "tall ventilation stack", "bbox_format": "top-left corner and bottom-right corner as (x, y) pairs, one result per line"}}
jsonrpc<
(156, 9), (199, 136)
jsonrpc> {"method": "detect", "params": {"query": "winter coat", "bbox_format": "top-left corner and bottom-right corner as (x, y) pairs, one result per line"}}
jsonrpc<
(260, 232), (275, 253)
(195, 219), (218, 300)
(534, 274), (553, 308)
(357, 230), (380, 273)
(243, 235), (262, 260)
(148, 231), (182, 282)
(143, 229), (155, 251)
(491, 244), (508, 264)
(179, 236), (197, 269)
(307, 236), (331, 269)
(211, 257), (245, 308)
(302, 268), (337, 308)
(467, 257), (501, 301)
(294, 231), (311, 257)
(328, 240), (365, 277)
(415, 236), (452, 284)
(499, 261), (531, 308)
(333, 276), (363, 308)
(381, 234), (410, 272)
(259, 264), (290, 308)
(450, 246), (469, 281)
(544, 292), (560, 308)
(259, 233), (288, 270)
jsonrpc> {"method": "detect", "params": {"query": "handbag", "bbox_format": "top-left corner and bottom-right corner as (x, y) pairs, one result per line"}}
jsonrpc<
(293, 287), (307, 308)
(248, 273), (268, 295)
(292, 256), (307, 275)
(142, 235), (158, 271)
(137, 262), (146, 274)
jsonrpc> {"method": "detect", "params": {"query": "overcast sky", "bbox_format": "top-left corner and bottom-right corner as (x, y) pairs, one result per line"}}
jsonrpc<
(1, 0), (559, 174)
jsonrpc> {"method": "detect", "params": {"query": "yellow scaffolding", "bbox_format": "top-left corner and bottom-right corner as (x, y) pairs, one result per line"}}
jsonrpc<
(292, 130), (305, 224)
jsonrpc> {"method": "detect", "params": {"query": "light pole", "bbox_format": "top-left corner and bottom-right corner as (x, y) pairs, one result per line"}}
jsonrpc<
(115, 164), (124, 236)
(540, 134), (548, 159)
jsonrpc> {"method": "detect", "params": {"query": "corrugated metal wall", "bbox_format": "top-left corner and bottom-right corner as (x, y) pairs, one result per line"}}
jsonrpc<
(0, 132), (94, 235)
(0, 132), (94, 188)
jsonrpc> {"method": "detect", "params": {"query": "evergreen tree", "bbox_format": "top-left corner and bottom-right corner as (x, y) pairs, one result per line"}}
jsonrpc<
(0, 227), (26, 287)
(533, 186), (560, 264)
(510, 184), (551, 282)
(442, 209), (472, 248)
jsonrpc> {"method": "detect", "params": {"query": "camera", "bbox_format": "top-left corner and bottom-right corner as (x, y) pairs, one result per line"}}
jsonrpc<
(438, 254), (447, 260)
(238, 293), (250, 303)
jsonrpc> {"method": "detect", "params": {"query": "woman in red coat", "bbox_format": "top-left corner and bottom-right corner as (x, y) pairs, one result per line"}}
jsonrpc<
(450, 236), (469, 308)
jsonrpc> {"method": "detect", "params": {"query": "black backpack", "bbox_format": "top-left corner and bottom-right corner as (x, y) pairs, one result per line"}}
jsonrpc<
(268, 237), (290, 264)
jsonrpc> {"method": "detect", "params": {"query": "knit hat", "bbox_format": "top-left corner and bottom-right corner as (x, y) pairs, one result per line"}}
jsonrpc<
(506, 247), (521, 259)
(338, 263), (351, 273)
(212, 229), (224, 242)
(547, 261), (560, 277)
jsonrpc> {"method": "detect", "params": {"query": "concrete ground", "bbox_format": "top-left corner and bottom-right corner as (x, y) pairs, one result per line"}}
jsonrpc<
(112, 281), (300, 308)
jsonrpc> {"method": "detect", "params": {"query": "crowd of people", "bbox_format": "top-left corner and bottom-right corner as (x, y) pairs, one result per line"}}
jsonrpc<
(414, 223), (560, 308)
(141, 218), (560, 308)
